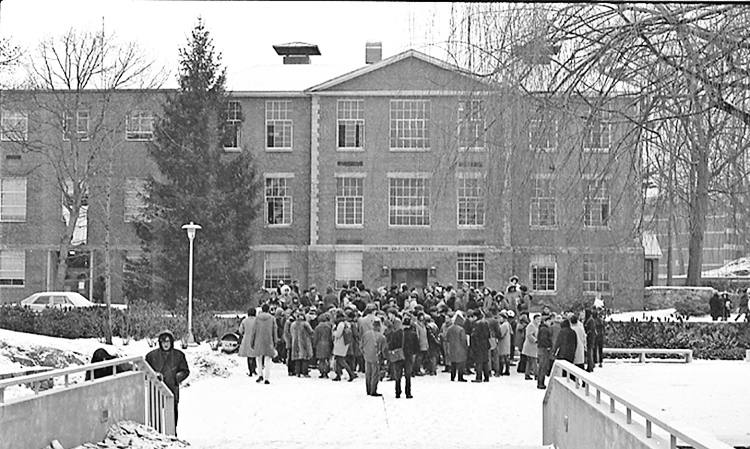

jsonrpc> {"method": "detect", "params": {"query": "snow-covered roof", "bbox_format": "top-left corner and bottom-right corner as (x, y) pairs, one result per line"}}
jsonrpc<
(642, 231), (662, 258)
(225, 63), (362, 94)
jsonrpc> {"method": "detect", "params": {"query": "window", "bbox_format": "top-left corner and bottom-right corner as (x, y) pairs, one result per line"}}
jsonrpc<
(1, 110), (28, 141)
(63, 110), (89, 141)
(0, 178), (26, 222)
(222, 101), (242, 149)
(126, 110), (154, 141)
(337, 100), (364, 149)
(531, 254), (556, 292)
(62, 180), (88, 245)
(529, 113), (557, 151)
(390, 99), (430, 150)
(389, 176), (430, 226)
(336, 177), (363, 226)
(583, 254), (610, 294)
(124, 178), (147, 222)
(265, 176), (292, 225)
(457, 176), (485, 227)
(644, 259), (655, 287)
(264, 252), (291, 290)
(530, 176), (556, 227)
(457, 252), (485, 289)
(458, 99), (484, 151)
(335, 252), (363, 287)
(266, 100), (292, 149)
(584, 178), (610, 227)
(584, 109), (610, 151)
(0, 250), (25, 286)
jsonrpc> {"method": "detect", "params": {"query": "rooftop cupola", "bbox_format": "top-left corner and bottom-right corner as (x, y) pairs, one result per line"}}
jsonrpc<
(273, 42), (321, 65)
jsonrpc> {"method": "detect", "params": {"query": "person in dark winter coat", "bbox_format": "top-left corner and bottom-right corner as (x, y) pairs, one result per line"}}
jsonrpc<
(251, 303), (278, 384)
(237, 308), (257, 376)
(536, 315), (553, 389)
(552, 319), (577, 364)
(388, 315), (420, 398)
(86, 348), (131, 380)
(709, 291), (722, 321)
(470, 310), (491, 382)
(360, 319), (387, 396)
(145, 330), (190, 426)
(290, 311), (315, 377)
(446, 316), (468, 382)
(313, 314), (334, 377)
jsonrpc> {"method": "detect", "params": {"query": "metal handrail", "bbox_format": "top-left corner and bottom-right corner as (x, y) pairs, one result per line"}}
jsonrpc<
(548, 360), (733, 449)
(0, 355), (175, 435)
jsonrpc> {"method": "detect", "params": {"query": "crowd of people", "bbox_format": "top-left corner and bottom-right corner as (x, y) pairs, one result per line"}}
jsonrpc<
(236, 276), (608, 397)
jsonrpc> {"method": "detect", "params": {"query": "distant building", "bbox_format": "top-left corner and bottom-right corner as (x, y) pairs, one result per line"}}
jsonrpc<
(0, 44), (645, 310)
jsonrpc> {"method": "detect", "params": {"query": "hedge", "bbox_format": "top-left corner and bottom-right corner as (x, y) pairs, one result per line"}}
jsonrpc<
(0, 301), (242, 344)
(605, 321), (750, 360)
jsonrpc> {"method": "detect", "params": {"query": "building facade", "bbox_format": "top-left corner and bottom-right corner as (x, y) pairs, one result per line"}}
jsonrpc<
(0, 47), (645, 310)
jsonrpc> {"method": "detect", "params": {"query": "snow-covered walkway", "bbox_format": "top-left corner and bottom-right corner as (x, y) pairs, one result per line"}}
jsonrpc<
(179, 359), (548, 449)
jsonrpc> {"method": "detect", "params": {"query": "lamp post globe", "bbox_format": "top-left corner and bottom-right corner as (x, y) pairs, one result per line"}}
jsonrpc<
(181, 222), (202, 346)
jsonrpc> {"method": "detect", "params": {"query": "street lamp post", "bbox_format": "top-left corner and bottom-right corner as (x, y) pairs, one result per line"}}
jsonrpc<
(182, 222), (202, 346)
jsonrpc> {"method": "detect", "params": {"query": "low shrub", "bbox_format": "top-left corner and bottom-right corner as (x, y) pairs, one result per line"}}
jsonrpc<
(605, 321), (750, 360)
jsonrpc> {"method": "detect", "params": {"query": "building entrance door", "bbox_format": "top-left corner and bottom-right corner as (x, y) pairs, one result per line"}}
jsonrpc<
(391, 269), (428, 290)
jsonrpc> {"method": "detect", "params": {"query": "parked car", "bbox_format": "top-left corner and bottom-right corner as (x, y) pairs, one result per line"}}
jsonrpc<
(18, 292), (127, 311)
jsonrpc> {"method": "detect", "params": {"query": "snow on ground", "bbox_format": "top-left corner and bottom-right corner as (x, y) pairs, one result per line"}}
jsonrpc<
(608, 308), (746, 322)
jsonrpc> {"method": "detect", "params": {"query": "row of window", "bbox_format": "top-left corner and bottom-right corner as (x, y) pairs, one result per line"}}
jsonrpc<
(262, 251), (611, 294)
(1, 101), (612, 151)
(264, 175), (611, 228)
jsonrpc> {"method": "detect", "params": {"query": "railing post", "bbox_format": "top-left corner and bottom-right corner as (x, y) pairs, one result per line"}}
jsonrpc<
(0, 386), (4, 404)
(64, 374), (69, 387)
(626, 408), (632, 424)
(670, 434), (677, 449)
(646, 420), (652, 438)
(596, 389), (601, 404)
(610, 397), (615, 413)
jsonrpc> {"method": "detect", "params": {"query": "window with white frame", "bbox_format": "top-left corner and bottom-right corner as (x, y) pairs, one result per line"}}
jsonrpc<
(1, 110), (28, 141)
(264, 252), (291, 289)
(335, 252), (363, 287)
(63, 110), (89, 141)
(583, 253), (610, 294)
(0, 250), (25, 286)
(124, 178), (147, 222)
(457, 252), (485, 289)
(583, 178), (610, 227)
(390, 99), (430, 150)
(389, 176), (430, 226)
(337, 100), (364, 149)
(531, 254), (556, 292)
(62, 180), (88, 245)
(584, 109), (610, 151)
(457, 176), (485, 227)
(265, 176), (292, 225)
(336, 177), (363, 226)
(458, 99), (484, 151)
(0, 178), (26, 222)
(126, 110), (154, 141)
(266, 100), (292, 149)
(222, 101), (242, 149)
(529, 113), (557, 151)
(530, 175), (556, 227)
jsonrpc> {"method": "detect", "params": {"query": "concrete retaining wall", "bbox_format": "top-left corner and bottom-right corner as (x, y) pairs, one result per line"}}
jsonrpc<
(543, 377), (668, 449)
(0, 371), (145, 449)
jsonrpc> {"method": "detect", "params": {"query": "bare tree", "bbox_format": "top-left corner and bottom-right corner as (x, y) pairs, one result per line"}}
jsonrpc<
(2, 29), (164, 340)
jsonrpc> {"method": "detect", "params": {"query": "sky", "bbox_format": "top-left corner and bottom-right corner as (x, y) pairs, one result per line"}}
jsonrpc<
(0, 1), (455, 88)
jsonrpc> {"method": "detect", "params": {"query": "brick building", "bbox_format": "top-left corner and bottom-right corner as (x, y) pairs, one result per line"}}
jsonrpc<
(0, 45), (645, 311)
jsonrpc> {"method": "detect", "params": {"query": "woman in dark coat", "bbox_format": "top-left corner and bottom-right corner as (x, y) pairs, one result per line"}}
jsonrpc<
(552, 319), (577, 365)
(313, 314), (334, 378)
(584, 309), (597, 372)
(471, 310), (491, 382)
(290, 311), (314, 377)
(446, 317), (468, 381)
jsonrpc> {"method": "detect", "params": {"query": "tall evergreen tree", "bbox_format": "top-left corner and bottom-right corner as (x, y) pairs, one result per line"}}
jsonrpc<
(131, 19), (261, 310)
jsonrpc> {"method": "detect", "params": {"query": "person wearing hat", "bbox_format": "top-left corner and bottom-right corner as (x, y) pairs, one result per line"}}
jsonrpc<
(145, 330), (190, 427)
(445, 313), (468, 382)
(360, 319), (387, 396)
(497, 311), (512, 376)
(387, 314), (420, 398)
(313, 313), (334, 378)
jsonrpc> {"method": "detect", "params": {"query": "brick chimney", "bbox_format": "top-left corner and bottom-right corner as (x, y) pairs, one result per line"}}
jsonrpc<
(365, 41), (382, 64)
(273, 42), (321, 64)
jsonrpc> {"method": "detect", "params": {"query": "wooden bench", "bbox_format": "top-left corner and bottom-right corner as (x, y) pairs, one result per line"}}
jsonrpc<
(603, 348), (693, 363)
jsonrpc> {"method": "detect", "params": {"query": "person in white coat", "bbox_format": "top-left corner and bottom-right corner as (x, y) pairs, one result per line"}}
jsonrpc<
(237, 307), (257, 376)
(522, 314), (540, 380)
(569, 312), (587, 370)
(332, 311), (356, 381)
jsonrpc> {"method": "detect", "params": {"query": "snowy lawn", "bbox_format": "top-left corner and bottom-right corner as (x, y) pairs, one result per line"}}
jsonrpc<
(608, 308), (747, 322)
